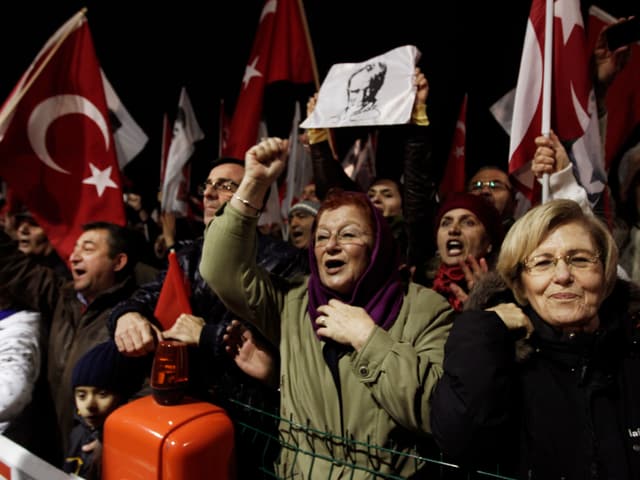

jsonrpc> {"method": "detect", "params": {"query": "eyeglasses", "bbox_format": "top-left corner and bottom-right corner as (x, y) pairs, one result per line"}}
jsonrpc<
(197, 179), (239, 196)
(468, 180), (511, 192)
(522, 251), (601, 276)
(314, 227), (371, 248)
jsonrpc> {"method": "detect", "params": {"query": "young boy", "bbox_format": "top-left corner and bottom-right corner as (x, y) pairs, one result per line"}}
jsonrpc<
(63, 341), (148, 479)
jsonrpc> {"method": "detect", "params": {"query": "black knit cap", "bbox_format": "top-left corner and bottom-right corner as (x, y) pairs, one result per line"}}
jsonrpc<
(71, 341), (148, 397)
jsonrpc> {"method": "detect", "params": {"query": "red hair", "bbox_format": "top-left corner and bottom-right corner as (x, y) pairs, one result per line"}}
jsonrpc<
(315, 188), (376, 235)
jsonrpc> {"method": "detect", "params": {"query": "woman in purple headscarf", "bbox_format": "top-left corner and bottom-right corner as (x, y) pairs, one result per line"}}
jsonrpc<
(200, 137), (453, 479)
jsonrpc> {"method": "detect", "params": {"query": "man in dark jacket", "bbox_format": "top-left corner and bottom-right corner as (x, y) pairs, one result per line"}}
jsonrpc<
(0, 221), (139, 460)
(109, 157), (307, 479)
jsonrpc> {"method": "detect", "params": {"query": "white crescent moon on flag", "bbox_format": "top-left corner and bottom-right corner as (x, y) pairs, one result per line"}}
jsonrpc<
(27, 94), (110, 175)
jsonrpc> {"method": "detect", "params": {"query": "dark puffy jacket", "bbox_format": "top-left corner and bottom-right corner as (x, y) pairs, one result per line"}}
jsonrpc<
(109, 232), (306, 395)
(430, 272), (640, 479)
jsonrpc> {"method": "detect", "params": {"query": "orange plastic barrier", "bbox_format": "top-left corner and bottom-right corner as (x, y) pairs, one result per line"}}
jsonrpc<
(102, 395), (235, 480)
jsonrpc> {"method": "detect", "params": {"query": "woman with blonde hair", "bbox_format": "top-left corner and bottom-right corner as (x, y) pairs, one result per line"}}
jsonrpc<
(431, 199), (640, 479)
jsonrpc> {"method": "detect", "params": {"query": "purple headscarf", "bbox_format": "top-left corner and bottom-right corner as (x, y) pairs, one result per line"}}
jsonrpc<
(307, 191), (404, 333)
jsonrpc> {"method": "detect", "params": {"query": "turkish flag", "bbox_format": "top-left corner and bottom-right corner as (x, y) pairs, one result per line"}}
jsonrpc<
(0, 10), (125, 262)
(587, 6), (640, 170)
(440, 93), (468, 197)
(223, 0), (315, 159)
(508, 0), (605, 205)
(154, 250), (192, 330)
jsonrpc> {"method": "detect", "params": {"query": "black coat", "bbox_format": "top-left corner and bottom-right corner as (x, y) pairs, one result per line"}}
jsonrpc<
(430, 273), (640, 480)
(63, 416), (101, 479)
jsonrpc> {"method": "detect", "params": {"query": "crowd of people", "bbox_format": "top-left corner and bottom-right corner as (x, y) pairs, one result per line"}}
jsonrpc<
(0, 17), (638, 480)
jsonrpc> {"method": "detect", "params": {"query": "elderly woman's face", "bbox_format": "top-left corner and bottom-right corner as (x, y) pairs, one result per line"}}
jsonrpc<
(521, 222), (605, 331)
(437, 208), (492, 266)
(314, 205), (374, 295)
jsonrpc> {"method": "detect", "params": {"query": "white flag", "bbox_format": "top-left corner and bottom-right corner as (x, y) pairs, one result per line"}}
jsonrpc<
(300, 45), (420, 129)
(161, 87), (204, 215)
(101, 70), (148, 170)
(489, 88), (515, 136)
(256, 120), (284, 231)
(280, 101), (313, 237)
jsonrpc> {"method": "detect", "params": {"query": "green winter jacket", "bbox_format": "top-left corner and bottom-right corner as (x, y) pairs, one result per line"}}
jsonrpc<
(200, 205), (453, 479)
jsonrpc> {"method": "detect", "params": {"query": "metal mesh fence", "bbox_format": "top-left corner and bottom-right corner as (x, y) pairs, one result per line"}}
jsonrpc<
(229, 398), (516, 480)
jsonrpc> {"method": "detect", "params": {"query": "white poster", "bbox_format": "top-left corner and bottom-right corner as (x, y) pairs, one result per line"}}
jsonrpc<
(300, 45), (421, 129)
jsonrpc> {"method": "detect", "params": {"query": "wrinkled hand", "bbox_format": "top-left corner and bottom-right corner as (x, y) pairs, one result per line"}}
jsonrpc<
(114, 312), (162, 357)
(244, 137), (289, 188)
(486, 303), (534, 338)
(593, 19), (632, 90)
(163, 314), (205, 345)
(449, 255), (489, 305)
(532, 130), (570, 178)
(414, 67), (429, 107)
(223, 319), (278, 388)
(306, 92), (319, 116)
(315, 299), (375, 351)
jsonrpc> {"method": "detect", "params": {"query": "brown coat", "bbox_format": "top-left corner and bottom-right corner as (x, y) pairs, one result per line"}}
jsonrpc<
(0, 231), (135, 451)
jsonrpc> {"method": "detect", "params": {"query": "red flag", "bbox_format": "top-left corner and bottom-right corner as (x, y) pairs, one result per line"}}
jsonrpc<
(508, 0), (605, 204)
(0, 10), (125, 262)
(154, 250), (192, 330)
(440, 93), (468, 197)
(223, 0), (316, 159)
(587, 6), (640, 170)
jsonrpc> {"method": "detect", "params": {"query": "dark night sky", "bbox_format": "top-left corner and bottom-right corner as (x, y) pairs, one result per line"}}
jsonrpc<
(0, 0), (636, 202)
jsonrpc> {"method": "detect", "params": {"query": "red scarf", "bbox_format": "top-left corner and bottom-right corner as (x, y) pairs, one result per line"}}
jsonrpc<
(432, 263), (467, 312)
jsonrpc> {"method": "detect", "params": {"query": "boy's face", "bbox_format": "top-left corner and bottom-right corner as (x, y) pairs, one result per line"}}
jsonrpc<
(75, 386), (121, 429)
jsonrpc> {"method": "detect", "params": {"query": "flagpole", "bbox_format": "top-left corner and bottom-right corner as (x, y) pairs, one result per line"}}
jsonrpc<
(296, 0), (339, 161)
(541, 0), (553, 203)
(296, 0), (320, 89)
(0, 8), (87, 128)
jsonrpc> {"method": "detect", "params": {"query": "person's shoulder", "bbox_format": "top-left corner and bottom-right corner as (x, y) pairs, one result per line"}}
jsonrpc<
(285, 277), (311, 298)
(405, 282), (452, 313)
(0, 309), (40, 326)
(256, 232), (307, 272)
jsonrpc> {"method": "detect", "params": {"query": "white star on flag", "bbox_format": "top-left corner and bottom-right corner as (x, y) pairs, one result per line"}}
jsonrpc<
(242, 56), (262, 89)
(260, 0), (277, 21)
(82, 163), (118, 197)
(556, 0), (583, 44)
(454, 145), (464, 158)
